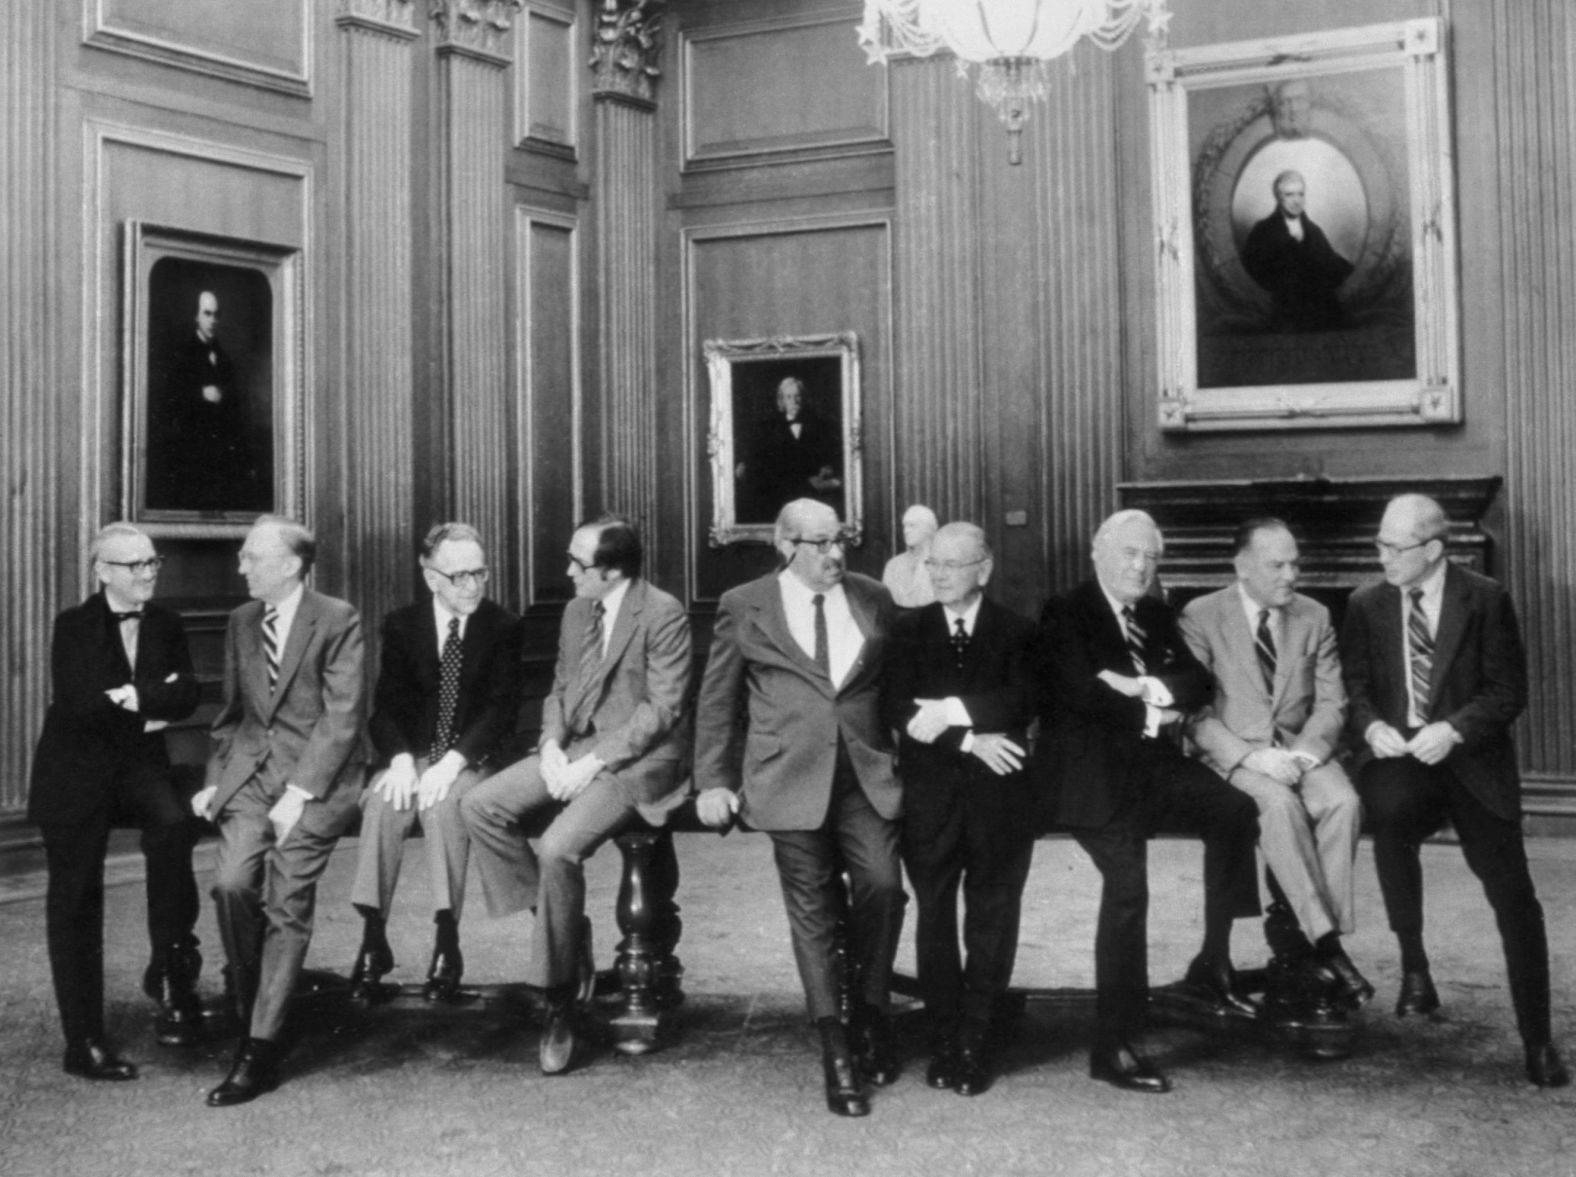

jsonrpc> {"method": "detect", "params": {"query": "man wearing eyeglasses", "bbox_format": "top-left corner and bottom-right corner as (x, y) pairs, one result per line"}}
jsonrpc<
(462, 515), (691, 1076)
(29, 523), (202, 1080)
(884, 522), (1037, 1097)
(694, 498), (904, 1118)
(346, 523), (523, 1004)
(1342, 493), (1568, 1087)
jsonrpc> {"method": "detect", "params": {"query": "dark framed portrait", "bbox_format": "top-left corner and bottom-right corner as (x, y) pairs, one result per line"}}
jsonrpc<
(1147, 19), (1460, 431)
(704, 332), (863, 546)
(121, 221), (303, 533)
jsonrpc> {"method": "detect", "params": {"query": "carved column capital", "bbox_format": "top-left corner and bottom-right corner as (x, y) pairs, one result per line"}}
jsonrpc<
(590, 0), (664, 106)
(431, 0), (522, 64)
(337, 0), (418, 37)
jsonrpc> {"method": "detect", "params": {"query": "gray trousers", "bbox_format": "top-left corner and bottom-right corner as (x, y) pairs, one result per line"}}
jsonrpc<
(459, 755), (635, 990)
(350, 766), (486, 921)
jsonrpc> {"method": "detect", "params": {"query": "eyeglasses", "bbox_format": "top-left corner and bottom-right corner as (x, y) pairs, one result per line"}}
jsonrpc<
(1373, 538), (1432, 559)
(923, 558), (986, 573)
(99, 557), (164, 574)
(791, 532), (853, 555)
(430, 567), (490, 589)
(566, 553), (597, 574)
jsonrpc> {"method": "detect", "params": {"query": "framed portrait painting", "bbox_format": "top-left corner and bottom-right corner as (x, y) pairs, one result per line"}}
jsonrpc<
(1147, 19), (1459, 431)
(705, 332), (863, 546)
(121, 221), (304, 532)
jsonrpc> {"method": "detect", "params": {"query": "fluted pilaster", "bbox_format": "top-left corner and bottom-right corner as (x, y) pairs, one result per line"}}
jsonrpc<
(336, 0), (418, 643)
(1, 2), (58, 810)
(594, 99), (658, 529)
(1494, 1), (1576, 790)
(434, 0), (519, 599)
(890, 56), (985, 527)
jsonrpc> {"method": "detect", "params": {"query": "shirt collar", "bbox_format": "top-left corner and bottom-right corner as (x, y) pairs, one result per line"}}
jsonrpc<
(598, 577), (632, 625)
(942, 595), (983, 635)
(432, 595), (469, 638)
(778, 568), (846, 610)
(1097, 581), (1138, 622)
(267, 582), (306, 634)
(1407, 560), (1449, 610)
(1237, 582), (1279, 627)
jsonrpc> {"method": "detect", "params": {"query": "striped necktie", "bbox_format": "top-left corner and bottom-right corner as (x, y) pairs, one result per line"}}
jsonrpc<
(1122, 606), (1147, 675)
(567, 602), (605, 735)
(1255, 608), (1277, 694)
(262, 606), (281, 691)
(1407, 588), (1433, 720)
(431, 617), (463, 762)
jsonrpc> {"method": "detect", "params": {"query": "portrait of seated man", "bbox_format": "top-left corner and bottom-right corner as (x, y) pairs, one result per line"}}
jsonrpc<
(1239, 169), (1355, 333)
(735, 375), (843, 522)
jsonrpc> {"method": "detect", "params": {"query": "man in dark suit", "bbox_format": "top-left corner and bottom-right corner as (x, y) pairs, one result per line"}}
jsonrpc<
(29, 523), (202, 1080)
(738, 376), (843, 520)
(1342, 493), (1568, 1087)
(694, 498), (905, 1118)
(885, 522), (1036, 1097)
(461, 516), (691, 1076)
(1035, 509), (1260, 1094)
(347, 523), (523, 1002)
(1240, 170), (1355, 332)
(192, 516), (366, 1106)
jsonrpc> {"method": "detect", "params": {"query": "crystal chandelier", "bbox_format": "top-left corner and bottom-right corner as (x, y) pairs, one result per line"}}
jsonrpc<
(858, 0), (1171, 164)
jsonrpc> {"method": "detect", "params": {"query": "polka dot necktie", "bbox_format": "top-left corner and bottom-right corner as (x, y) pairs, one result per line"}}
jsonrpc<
(431, 617), (463, 763)
(951, 615), (969, 670)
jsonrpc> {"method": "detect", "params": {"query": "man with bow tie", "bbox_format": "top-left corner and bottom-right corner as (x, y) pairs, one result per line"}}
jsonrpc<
(193, 515), (366, 1106)
(461, 515), (691, 1076)
(29, 523), (202, 1080)
(884, 522), (1037, 1098)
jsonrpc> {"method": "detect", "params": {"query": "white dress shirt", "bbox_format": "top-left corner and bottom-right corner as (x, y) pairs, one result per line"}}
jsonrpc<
(778, 571), (863, 689)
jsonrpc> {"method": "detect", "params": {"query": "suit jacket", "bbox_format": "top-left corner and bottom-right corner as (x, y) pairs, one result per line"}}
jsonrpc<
(367, 597), (523, 771)
(1033, 578), (1213, 830)
(1340, 563), (1527, 820)
(1179, 586), (1346, 776)
(540, 578), (692, 822)
(693, 570), (899, 831)
(883, 598), (1038, 832)
(28, 592), (201, 826)
(204, 589), (367, 836)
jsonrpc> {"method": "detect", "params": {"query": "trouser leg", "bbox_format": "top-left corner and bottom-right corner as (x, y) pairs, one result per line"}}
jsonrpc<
(458, 757), (548, 918)
(42, 817), (112, 1045)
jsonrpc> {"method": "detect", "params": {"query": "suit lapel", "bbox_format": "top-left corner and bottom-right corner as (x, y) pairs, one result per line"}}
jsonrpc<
(840, 579), (874, 692)
(1429, 566), (1470, 705)
(93, 593), (135, 678)
(238, 602), (272, 715)
(752, 576), (834, 691)
(267, 593), (319, 714)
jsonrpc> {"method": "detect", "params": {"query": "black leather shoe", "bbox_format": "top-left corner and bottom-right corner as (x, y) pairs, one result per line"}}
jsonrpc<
(851, 1004), (900, 1086)
(818, 1020), (869, 1117)
(539, 1004), (577, 1076)
(155, 1004), (204, 1048)
(421, 945), (464, 1003)
(1090, 1042), (1172, 1094)
(1395, 969), (1441, 1018)
(1183, 953), (1257, 1017)
(1526, 1042), (1571, 1088)
(64, 1039), (138, 1081)
(207, 1037), (280, 1107)
(348, 939), (395, 1003)
(1318, 945), (1376, 1010)
(953, 1046), (992, 1097)
(925, 1039), (958, 1091)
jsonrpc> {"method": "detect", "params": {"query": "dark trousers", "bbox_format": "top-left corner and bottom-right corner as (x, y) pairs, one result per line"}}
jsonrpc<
(1072, 745), (1260, 1047)
(41, 767), (199, 1045)
(1359, 756), (1552, 1045)
(903, 776), (1035, 1045)
(768, 756), (906, 1022)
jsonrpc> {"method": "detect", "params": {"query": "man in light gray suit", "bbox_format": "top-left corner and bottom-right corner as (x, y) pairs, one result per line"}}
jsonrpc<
(1179, 517), (1371, 1007)
(193, 516), (366, 1106)
(694, 498), (905, 1119)
(461, 515), (691, 1077)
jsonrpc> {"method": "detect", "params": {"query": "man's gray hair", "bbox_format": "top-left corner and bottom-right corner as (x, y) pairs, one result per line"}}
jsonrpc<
(1092, 509), (1162, 552)
(1386, 494), (1449, 543)
(90, 521), (149, 562)
(421, 522), (484, 561)
(254, 514), (317, 576)
(935, 521), (991, 561)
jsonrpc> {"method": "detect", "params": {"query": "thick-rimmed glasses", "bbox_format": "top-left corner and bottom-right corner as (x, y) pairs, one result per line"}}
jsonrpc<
(99, 557), (164, 575)
(923, 557), (987, 574)
(430, 567), (490, 590)
(1373, 538), (1431, 559)
(791, 532), (853, 555)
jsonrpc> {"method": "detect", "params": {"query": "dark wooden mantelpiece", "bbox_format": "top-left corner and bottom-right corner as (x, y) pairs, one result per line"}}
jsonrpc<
(1118, 476), (1503, 603)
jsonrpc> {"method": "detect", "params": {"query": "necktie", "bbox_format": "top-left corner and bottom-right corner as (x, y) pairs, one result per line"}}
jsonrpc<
(1122, 606), (1147, 676)
(1407, 588), (1433, 721)
(951, 615), (969, 669)
(262, 606), (281, 691)
(113, 610), (141, 668)
(568, 602), (605, 735)
(431, 617), (463, 763)
(812, 593), (829, 675)
(1255, 608), (1277, 693)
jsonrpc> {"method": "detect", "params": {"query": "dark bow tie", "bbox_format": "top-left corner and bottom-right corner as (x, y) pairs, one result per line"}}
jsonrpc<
(111, 610), (143, 623)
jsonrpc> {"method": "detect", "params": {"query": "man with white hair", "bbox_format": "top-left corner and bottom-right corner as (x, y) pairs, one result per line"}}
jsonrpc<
(882, 504), (939, 608)
(1034, 509), (1260, 1094)
(1343, 493), (1567, 1087)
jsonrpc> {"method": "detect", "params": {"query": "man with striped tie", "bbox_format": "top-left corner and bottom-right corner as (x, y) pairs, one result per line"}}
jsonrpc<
(347, 523), (523, 1003)
(1033, 508), (1260, 1094)
(1179, 518), (1371, 1009)
(1342, 493), (1568, 1087)
(193, 516), (366, 1105)
(461, 515), (691, 1076)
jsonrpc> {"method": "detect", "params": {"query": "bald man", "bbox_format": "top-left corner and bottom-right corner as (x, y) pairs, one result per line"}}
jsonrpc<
(1343, 493), (1567, 1087)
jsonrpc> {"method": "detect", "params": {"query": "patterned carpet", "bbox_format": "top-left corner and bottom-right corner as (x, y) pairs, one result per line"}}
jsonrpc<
(0, 832), (1571, 1177)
